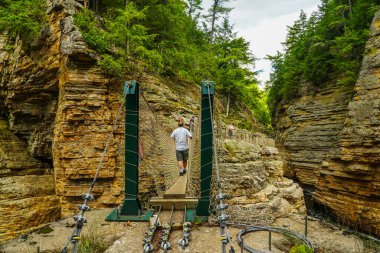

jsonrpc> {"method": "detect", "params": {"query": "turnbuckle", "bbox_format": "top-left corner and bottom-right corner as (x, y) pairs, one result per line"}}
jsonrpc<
(216, 204), (229, 211)
(77, 204), (91, 211)
(81, 193), (94, 201)
(143, 242), (153, 253)
(216, 193), (228, 200)
(73, 215), (87, 224)
(218, 214), (230, 222)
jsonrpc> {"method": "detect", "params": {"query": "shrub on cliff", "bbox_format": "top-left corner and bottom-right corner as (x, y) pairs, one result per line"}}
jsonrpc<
(74, 4), (162, 77)
(0, 0), (46, 43)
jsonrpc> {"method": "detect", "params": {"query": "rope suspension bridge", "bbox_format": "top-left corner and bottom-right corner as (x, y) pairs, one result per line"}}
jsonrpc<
(60, 80), (314, 253)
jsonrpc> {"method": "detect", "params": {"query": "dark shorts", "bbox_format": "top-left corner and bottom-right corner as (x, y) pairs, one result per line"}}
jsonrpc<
(176, 149), (189, 161)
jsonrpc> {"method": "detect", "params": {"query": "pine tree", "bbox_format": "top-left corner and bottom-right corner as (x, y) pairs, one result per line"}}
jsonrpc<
(203, 0), (233, 41)
(267, 0), (379, 120)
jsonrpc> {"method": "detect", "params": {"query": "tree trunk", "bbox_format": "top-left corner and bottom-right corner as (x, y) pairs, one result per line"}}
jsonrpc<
(226, 91), (230, 117)
(210, 0), (220, 41)
(347, 0), (352, 14)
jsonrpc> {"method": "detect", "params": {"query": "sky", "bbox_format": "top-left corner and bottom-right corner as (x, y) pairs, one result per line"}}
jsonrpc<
(203, 0), (321, 86)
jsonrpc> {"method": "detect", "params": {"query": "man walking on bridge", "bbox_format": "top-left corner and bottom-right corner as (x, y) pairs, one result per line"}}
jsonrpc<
(171, 117), (192, 176)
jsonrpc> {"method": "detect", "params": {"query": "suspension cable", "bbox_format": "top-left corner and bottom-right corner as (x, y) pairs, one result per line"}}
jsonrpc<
(206, 83), (235, 253)
(61, 92), (127, 253)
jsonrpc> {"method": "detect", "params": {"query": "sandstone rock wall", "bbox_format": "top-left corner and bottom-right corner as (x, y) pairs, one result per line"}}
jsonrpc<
(220, 135), (305, 224)
(275, 9), (380, 236)
(0, 0), (203, 240)
(0, 119), (60, 241)
(0, 0), (65, 240)
(274, 82), (352, 186)
(313, 10), (380, 237)
(0, 0), (124, 239)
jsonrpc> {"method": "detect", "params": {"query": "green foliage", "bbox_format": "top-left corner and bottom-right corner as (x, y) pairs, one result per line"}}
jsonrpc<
(4, 44), (14, 51)
(74, 10), (108, 53)
(0, 0), (46, 43)
(289, 244), (314, 253)
(74, 0), (270, 126)
(74, 3), (162, 77)
(267, 0), (378, 119)
(77, 226), (114, 253)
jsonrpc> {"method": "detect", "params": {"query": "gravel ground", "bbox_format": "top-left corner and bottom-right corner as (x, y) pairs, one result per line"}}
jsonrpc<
(1, 209), (378, 253)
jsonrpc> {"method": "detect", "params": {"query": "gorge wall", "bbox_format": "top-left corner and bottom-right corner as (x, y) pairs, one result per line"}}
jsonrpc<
(275, 9), (380, 236)
(0, 0), (305, 243)
(220, 134), (305, 224)
(0, 0), (198, 241)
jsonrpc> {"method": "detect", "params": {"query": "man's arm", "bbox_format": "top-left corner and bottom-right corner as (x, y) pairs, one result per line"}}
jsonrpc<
(187, 129), (192, 139)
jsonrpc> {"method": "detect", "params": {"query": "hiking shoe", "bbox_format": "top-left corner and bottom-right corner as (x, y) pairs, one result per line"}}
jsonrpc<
(179, 170), (184, 176)
(183, 168), (187, 174)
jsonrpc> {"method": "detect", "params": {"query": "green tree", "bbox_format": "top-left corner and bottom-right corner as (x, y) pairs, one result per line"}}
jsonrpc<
(267, 0), (378, 121)
(0, 0), (46, 43)
(186, 0), (203, 21)
(203, 0), (233, 41)
(74, 0), (270, 126)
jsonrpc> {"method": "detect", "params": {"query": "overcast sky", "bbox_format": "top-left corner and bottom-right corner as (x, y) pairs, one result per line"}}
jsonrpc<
(203, 0), (321, 85)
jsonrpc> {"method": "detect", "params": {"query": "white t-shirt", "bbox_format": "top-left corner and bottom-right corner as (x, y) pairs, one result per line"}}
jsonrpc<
(171, 127), (192, 151)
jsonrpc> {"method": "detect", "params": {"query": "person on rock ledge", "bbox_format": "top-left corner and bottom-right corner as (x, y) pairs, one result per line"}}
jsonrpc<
(171, 116), (192, 176)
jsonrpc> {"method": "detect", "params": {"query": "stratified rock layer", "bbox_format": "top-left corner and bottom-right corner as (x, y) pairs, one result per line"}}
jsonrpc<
(314, 10), (380, 236)
(0, 0), (63, 240)
(275, 82), (352, 186)
(275, 9), (380, 236)
(0, 120), (60, 241)
(0, 0), (201, 240)
(220, 134), (305, 223)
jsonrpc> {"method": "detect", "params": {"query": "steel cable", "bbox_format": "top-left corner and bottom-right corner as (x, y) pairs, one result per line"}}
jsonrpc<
(61, 92), (127, 253)
(205, 83), (235, 253)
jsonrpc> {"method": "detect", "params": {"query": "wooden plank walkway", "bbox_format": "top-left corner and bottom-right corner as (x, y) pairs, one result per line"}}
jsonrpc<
(150, 172), (198, 210)
(164, 173), (187, 198)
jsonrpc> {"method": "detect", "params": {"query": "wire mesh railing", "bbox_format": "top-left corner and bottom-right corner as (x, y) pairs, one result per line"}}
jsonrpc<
(206, 95), (277, 227)
(137, 94), (178, 208)
(187, 114), (201, 198)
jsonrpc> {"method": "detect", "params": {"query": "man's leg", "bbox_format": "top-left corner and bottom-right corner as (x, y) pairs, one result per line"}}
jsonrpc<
(176, 150), (185, 175)
(178, 160), (183, 170)
(183, 160), (187, 170)
(183, 150), (189, 173)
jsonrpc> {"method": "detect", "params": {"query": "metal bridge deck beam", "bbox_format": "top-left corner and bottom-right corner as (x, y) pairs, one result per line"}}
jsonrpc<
(197, 81), (214, 217)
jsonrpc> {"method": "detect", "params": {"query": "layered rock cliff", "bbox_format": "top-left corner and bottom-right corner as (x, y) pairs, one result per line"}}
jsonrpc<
(275, 10), (380, 236)
(0, 0), (64, 240)
(0, 0), (199, 241)
(313, 10), (380, 236)
(220, 134), (305, 224)
(0, 0), (133, 240)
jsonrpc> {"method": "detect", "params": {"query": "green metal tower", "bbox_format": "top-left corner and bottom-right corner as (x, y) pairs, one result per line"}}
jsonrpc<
(197, 81), (214, 217)
(120, 80), (141, 215)
(106, 80), (153, 221)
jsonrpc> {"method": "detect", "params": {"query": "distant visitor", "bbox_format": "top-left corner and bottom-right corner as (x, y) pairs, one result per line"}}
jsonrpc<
(189, 115), (195, 133)
(171, 117), (192, 176)
(228, 123), (234, 139)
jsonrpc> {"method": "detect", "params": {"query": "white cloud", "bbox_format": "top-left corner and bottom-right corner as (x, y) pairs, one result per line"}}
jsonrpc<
(202, 0), (320, 85)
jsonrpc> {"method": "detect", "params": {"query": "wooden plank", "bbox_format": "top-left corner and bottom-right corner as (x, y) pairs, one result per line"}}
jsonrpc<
(150, 197), (198, 210)
(163, 173), (188, 199)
